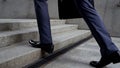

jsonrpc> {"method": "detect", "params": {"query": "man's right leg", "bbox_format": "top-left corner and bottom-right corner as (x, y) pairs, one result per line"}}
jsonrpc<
(75, 0), (119, 56)
(74, 0), (120, 67)
(29, 0), (54, 53)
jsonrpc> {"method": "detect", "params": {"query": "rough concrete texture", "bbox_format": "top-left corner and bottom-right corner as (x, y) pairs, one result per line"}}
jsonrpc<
(0, 30), (91, 68)
(43, 37), (120, 68)
(0, 0), (58, 19)
(0, 19), (68, 47)
(0, 24), (78, 47)
(0, 19), (66, 31)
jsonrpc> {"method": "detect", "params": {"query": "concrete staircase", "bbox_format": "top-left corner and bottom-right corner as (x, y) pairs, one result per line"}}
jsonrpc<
(0, 19), (91, 68)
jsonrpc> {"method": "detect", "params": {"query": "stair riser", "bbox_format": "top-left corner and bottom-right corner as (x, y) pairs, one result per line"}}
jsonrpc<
(51, 25), (78, 34)
(0, 20), (66, 31)
(0, 32), (39, 48)
(50, 20), (66, 26)
(0, 26), (78, 47)
(0, 49), (41, 68)
(0, 23), (37, 31)
(0, 32), (91, 68)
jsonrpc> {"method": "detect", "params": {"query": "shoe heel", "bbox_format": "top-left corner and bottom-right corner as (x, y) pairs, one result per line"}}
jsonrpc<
(112, 51), (120, 64)
(112, 60), (120, 64)
(112, 57), (120, 64)
(47, 46), (54, 54)
(42, 45), (54, 54)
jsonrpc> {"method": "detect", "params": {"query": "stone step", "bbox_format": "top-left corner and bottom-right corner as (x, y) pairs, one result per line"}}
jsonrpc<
(43, 45), (100, 68)
(0, 19), (66, 31)
(78, 42), (99, 50)
(0, 24), (78, 48)
(53, 30), (91, 51)
(79, 38), (120, 49)
(43, 37), (120, 68)
(0, 30), (91, 68)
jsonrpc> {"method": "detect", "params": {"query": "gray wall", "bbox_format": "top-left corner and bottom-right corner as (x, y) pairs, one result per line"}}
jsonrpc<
(0, 0), (58, 19)
(0, 0), (35, 18)
(0, 0), (120, 37)
(66, 0), (120, 37)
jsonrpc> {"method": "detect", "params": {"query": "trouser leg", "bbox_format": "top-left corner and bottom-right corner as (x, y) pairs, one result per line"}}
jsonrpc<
(34, 0), (53, 44)
(75, 0), (119, 57)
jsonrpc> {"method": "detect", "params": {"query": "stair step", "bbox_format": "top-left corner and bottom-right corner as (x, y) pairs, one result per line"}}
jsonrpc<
(51, 24), (78, 34)
(0, 19), (66, 31)
(79, 38), (120, 49)
(53, 30), (91, 50)
(0, 30), (91, 68)
(43, 37), (120, 68)
(43, 46), (100, 68)
(0, 24), (78, 48)
(78, 43), (99, 50)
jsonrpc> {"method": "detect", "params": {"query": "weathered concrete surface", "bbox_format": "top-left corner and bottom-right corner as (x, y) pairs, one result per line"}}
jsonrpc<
(0, 0), (59, 19)
(0, 0), (35, 18)
(43, 37), (120, 68)
(67, 0), (120, 37)
(0, 30), (91, 68)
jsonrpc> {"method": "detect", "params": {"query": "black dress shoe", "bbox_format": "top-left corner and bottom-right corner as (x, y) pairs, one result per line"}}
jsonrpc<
(90, 61), (102, 68)
(29, 40), (54, 54)
(90, 51), (120, 68)
(29, 40), (40, 46)
(111, 51), (120, 63)
(90, 57), (112, 68)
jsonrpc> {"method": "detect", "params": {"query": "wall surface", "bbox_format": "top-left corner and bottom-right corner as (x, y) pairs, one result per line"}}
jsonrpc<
(66, 0), (120, 37)
(0, 0), (35, 18)
(0, 0), (120, 37)
(0, 0), (58, 19)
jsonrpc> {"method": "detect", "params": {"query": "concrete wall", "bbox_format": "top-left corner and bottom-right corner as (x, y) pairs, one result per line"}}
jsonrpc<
(0, 0), (58, 19)
(66, 0), (120, 37)
(0, 0), (35, 18)
(0, 0), (120, 37)
(103, 0), (120, 37)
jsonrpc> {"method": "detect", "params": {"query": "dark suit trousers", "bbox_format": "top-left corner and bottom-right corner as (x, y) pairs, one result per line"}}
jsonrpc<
(34, 0), (53, 44)
(34, 0), (119, 57)
(74, 0), (119, 57)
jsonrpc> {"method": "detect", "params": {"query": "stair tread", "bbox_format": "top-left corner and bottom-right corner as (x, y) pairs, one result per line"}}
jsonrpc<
(43, 37), (120, 68)
(43, 46), (100, 68)
(0, 19), (36, 23)
(53, 30), (89, 42)
(0, 30), (90, 64)
(0, 42), (39, 64)
(0, 19), (65, 23)
(51, 24), (77, 29)
(0, 24), (77, 37)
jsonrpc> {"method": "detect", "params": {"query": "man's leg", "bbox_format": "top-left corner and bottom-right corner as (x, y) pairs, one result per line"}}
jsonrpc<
(34, 0), (53, 44)
(29, 0), (53, 53)
(75, 0), (118, 57)
(74, 0), (120, 67)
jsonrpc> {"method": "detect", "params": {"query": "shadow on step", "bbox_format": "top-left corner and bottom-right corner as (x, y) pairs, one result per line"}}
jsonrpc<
(23, 35), (92, 68)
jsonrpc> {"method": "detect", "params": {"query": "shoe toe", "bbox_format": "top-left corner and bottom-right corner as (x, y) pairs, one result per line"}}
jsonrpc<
(29, 40), (40, 45)
(90, 61), (98, 66)
(29, 40), (35, 45)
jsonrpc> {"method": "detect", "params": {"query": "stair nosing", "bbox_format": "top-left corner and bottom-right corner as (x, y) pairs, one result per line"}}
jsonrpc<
(0, 19), (66, 23)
